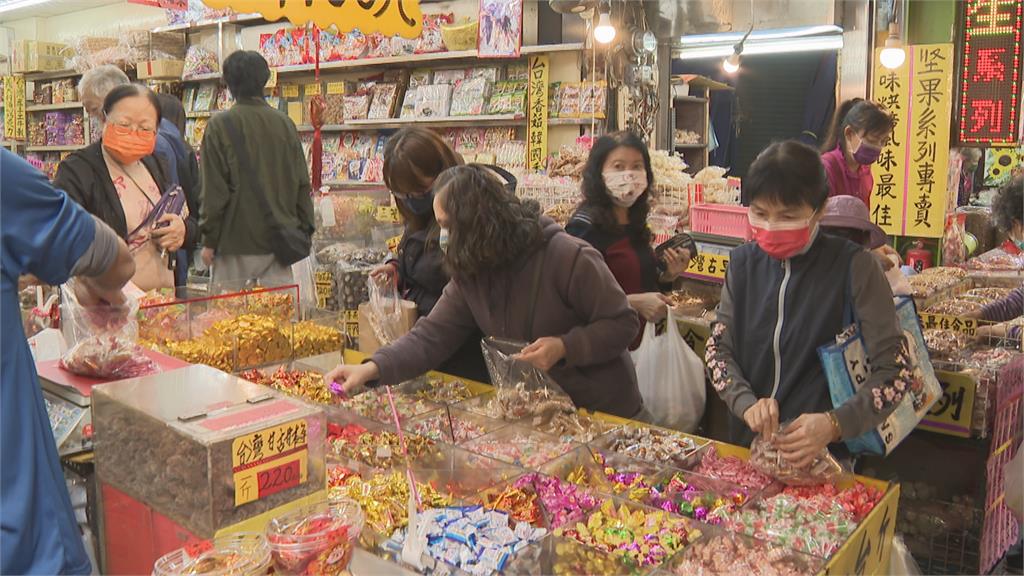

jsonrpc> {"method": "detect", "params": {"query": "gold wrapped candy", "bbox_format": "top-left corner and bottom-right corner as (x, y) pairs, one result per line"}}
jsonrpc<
(162, 337), (234, 372)
(328, 472), (452, 539)
(290, 321), (342, 358)
(208, 314), (291, 369)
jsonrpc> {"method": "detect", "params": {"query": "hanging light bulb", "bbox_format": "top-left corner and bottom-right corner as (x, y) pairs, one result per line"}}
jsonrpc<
(594, 5), (616, 44)
(879, 21), (906, 69)
(722, 52), (741, 73)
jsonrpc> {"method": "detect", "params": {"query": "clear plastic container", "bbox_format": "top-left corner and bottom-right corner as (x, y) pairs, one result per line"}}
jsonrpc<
(152, 533), (271, 576)
(266, 499), (364, 575)
(402, 406), (508, 444)
(462, 424), (577, 469)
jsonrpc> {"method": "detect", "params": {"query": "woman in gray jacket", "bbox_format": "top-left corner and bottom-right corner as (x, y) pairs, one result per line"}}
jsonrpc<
(325, 165), (644, 418)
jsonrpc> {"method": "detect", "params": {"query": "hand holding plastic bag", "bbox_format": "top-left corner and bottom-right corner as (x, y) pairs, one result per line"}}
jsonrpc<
(480, 337), (576, 422)
(749, 422), (845, 486)
(59, 281), (156, 380)
(366, 274), (403, 347)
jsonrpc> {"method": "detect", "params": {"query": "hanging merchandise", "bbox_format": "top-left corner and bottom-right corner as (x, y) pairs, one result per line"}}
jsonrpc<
(478, 0), (523, 58)
(201, 0), (424, 39)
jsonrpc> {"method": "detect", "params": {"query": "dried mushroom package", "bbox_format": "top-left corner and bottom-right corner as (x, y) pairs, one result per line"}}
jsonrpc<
(93, 365), (326, 538)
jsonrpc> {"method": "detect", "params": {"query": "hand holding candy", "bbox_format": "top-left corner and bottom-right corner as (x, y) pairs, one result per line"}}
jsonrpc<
(775, 413), (834, 468)
(516, 336), (567, 372)
(324, 362), (379, 396)
(743, 398), (779, 436)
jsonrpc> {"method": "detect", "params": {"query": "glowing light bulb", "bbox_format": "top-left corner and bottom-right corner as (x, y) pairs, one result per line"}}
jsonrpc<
(595, 12), (616, 44)
(723, 53), (741, 74)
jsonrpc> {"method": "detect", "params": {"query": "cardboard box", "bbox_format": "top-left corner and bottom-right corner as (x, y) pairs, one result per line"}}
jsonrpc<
(136, 59), (185, 80)
(14, 41), (68, 73)
(357, 300), (417, 354)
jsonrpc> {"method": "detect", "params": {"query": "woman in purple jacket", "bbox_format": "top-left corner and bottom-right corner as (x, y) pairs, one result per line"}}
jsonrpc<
(326, 164), (645, 418)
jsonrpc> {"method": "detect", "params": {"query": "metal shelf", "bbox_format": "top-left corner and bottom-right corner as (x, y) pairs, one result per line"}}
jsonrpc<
(26, 144), (84, 152)
(548, 117), (605, 126)
(182, 72), (222, 82)
(22, 69), (81, 82)
(27, 102), (83, 112)
(297, 114), (526, 132)
(152, 14), (264, 33)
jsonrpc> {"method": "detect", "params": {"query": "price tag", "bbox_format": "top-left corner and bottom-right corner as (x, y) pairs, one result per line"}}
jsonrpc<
(304, 82), (322, 96)
(282, 84), (300, 99)
(918, 313), (979, 336)
(287, 101), (304, 126)
(376, 205), (400, 223)
(386, 235), (402, 253)
(314, 269), (334, 309)
(685, 253), (730, 281)
(232, 419), (308, 507)
(343, 309), (359, 339)
(327, 82), (346, 95)
(266, 68), (278, 89)
(917, 370), (976, 438)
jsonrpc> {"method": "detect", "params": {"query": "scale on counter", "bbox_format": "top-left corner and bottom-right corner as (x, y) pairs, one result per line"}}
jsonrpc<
(35, 350), (190, 456)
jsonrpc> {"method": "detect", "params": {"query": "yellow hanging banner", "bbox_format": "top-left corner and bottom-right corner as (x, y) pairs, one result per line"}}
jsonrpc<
(201, 0), (423, 39)
(527, 55), (549, 171)
(3, 76), (26, 142)
(869, 53), (910, 236)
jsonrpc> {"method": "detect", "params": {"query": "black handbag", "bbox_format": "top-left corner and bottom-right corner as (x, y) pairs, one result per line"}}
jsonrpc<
(222, 114), (311, 266)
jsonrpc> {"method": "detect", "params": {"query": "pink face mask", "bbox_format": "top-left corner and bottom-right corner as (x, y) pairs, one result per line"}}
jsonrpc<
(749, 213), (819, 260)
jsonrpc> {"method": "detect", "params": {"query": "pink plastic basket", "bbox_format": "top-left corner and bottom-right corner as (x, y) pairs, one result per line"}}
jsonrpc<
(689, 204), (752, 241)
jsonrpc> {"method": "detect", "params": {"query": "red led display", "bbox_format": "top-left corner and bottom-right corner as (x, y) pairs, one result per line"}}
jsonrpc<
(958, 0), (1023, 145)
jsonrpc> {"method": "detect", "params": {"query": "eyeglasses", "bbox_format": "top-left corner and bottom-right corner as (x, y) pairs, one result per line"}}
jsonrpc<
(108, 120), (156, 135)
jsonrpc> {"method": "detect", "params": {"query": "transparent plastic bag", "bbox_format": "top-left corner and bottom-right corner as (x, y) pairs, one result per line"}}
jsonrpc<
(59, 282), (156, 380)
(748, 422), (846, 486)
(480, 337), (576, 422)
(366, 274), (403, 347)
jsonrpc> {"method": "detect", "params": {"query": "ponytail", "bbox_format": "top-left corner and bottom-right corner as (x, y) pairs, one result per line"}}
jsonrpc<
(821, 99), (894, 154)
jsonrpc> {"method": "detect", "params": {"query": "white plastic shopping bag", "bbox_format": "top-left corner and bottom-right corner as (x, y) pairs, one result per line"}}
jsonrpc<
(630, 313), (706, 432)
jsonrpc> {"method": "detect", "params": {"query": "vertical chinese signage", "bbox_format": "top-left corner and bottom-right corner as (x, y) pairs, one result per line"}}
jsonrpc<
(957, 0), (1023, 146)
(871, 44), (954, 238)
(3, 76), (26, 142)
(527, 55), (549, 171)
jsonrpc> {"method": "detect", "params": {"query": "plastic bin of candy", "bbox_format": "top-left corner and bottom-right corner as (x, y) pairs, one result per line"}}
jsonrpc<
(93, 365), (326, 538)
(327, 415), (450, 471)
(403, 406), (508, 444)
(540, 446), (663, 503)
(327, 386), (442, 425)
(461, 424), (579, 469)
(666, 527), (825, 575)
(452, 389), (609, 443)
(591, 424), (711, 470)
(502, 534), (646, 576)
(393, 374), (482, 405)
(473, 471), (601, 530)
(153, 532), (273, 576)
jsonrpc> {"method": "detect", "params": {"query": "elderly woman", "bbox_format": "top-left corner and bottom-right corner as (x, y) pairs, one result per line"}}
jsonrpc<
(55, 84), (195, 292)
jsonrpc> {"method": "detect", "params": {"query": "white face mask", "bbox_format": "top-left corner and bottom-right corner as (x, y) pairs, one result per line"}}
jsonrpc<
(602, 170), (647, 207)
(439, 227), (449, 254)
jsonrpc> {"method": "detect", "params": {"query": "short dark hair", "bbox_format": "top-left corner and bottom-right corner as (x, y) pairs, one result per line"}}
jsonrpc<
(992, 173), (1023, 234)
(579, 131), (654, 243)
(156, 93), (186, 135)
(223, 50), (270, 99)
(434, 164), (543, 281)
(102, 83), (162, 125)
(745, 140), (829, 211)
(822, 99), (895, 152)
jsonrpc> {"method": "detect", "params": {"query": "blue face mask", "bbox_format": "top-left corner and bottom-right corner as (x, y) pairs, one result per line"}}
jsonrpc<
(439, 227), (449, 254)
(400, 192), (434, 217)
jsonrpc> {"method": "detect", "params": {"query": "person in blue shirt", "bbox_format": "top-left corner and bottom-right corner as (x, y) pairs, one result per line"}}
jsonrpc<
(1, 149), (135, 574)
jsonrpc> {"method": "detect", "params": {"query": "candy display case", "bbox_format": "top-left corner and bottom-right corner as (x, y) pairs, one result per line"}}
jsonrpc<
(327, 415), (450, 471)
(393, 374), (483, 405)
(93, 365), (327, 538)
(461, 424), (579, 469)
(403, 406), (509, 444)
(667, 527), (825, 576)
(592, 424), (711, 470)
(540, 446), (663, 503)
(503, 535), (644, 576)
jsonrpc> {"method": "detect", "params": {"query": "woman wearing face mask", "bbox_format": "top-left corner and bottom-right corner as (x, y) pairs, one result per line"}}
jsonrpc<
(325, 164), (645, 418)
(566, 132), (694, 328)
(370, 127), (489, 382)
(820, 99), (895, 208)
(56, 84), (194, 292)
(707, 141), (910, 465)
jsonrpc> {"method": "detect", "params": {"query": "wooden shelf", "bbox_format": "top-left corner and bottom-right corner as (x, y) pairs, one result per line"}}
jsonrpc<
(152, 13), (264, 33)
(297, 114), (526, 132)
(274, 43), (585, 76)
(27, 102), (83, 112)
(26, 145), (84, 152)
(183, 72), (222, 82)
(22, 69), (80, 82)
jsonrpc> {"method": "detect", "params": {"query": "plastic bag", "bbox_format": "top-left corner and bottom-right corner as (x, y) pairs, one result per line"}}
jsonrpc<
(366, 274), (403, 347)
(748, 423), (846, 486)
(630, 314), (706, 433)
(59, 282), (156, 380)
(888, 535), (922, 575)
(480, 337), (576, 422)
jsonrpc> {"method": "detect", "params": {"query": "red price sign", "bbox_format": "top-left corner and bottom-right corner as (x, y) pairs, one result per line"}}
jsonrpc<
(957, 0), (1023, 145)
(257, 458), (302, 499)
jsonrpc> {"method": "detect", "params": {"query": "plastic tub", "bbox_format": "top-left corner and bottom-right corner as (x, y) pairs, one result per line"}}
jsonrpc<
(689, 203), (752, 240)
(152, 533), (271, 576)
(266, 499), (364, 575)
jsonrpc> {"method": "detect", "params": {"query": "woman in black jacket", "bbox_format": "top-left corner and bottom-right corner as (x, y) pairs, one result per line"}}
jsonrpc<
(371, 127), (490, 383)
(55, 84), (197, 292)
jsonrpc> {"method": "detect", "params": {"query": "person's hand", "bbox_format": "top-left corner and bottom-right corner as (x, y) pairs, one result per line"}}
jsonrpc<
(630, 292), (670, 322)
(201, 247), (216, 267)
(371, 262), (398, 282)
(872, 245), (900, 271)
(743, 398), (780, 436)
(516, 337), (567, 372)
(150, 214), (186, 251)
(324, 362), (380, 396)
(775, 412), (837, 468)
(73, 276), (127, 308)
(662, 247), (691, 279)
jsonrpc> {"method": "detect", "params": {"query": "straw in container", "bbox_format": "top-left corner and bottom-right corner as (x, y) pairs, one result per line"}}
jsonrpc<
(266, 499), (364, 575)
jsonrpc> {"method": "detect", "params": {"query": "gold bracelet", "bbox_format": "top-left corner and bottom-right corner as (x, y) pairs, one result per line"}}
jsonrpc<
(826, 411), (842, 442)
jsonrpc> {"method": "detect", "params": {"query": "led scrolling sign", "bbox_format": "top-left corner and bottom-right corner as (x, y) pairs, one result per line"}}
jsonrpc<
(958, 0), (1023, 145)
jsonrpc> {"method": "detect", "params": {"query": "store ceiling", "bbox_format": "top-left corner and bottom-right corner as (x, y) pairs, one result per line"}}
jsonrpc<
(648, 0), (837, 40)
(0, 0), (121, 23)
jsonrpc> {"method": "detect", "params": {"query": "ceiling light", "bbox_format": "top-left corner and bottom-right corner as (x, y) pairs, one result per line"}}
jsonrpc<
(722, 52), (741, 73)
(594, 6), (616, 44)
(879, 21), (906, 69)
(676, 34), (845, 60)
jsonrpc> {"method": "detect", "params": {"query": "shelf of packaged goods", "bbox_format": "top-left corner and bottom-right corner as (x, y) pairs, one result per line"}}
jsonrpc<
(22, 69), (81, 82)
(297, 114), (526, 132)
(26, 102), (83, 112)
(186, 110), (221, 118)
(25, 145), (84, 152)
(548, 117), (605, 126)
(273, 42), (585, 75)
(182, 73), (222, 82)
(152, 13), (264, 33)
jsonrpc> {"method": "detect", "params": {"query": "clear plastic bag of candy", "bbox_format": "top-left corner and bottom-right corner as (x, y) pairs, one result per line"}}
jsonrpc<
(480, 337), (577, 422)
(366, 274), (403, 347)
(748, 422), (846, 486)
(59, 282), (156, 380)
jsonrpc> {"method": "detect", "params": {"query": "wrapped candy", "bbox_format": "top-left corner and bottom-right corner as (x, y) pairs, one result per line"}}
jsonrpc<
(410, 377), (475, 404)
(513, 473), (599, 529)
(478, 485), (543, 526)
(183, 45), (220, 78)
(556, 500), (701, 568)
(341, 387), (439, 423)
(716, 494), (856, 558)
(646, 472), (749, 524)
(153, 533), (272, 576)
(749, 426), (845, 486)
(463, 429), (575, 468)
(240, 367), (333, 404)
(266, 500), (363, 575)
(602, 426), (706, 469)
(206, 314), (291, 369)
(59, 284), (157, 380)
(403, 410), (494, 443)
(781, 482), (883, 522)
(328, 472), (452, 539)
(696, 446), (775, 491)
(673, 533), (824, 575)
(289, 320), (342, 358)
(329, 423), (441, 469)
